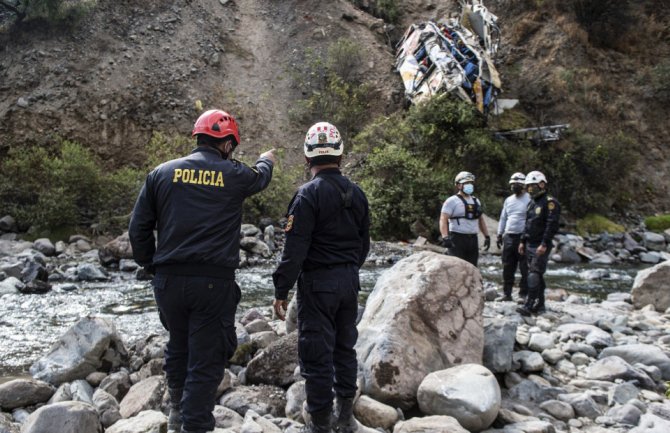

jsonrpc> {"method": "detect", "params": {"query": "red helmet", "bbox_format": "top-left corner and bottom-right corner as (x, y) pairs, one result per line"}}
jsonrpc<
(192, 109), (240, 145)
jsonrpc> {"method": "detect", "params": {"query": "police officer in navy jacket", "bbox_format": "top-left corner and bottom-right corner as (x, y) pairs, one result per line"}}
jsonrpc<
(129, 109), (275, 433)
(517, 170), (561, 317)
(272, 122), (370, 433)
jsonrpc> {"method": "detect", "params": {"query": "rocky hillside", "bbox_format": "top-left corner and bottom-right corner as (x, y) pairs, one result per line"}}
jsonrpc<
(1, 0), (669, 211)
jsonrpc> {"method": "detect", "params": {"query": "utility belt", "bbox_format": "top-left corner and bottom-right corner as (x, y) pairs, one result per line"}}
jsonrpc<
(451, 232), (478, 238)
(302, 262), (356, 273)
(504, 233), (522, 238)
(155, 263), (235, 280)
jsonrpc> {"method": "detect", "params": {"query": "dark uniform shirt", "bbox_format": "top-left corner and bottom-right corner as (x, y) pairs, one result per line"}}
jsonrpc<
(272, 168), (370, 300)
(129, 146), (273, 277)
(522, 191), (561, 248)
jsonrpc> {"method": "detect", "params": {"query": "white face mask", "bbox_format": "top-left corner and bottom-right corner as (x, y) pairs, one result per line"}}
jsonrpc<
(463, 184), (474, 195)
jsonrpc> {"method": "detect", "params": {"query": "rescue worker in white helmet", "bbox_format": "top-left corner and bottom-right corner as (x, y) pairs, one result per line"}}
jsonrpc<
(496, 172), (530, 302)
(439, 171), (491, 266)
(129, 109), (276, 433)
(517, 170), (561, 316)
(272, 122), (370, 433)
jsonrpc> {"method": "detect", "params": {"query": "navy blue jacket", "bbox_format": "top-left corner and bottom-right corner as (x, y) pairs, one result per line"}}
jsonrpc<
(273, 168), (370, 300)
(129, 146), (273, 278)
(522, 191), (561, 248)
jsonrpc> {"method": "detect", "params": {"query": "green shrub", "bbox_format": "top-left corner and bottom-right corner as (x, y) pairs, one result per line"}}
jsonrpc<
(145, 131), (193, 170)
(650, 60), (670, 102)
(576, 214), (625, 236)
(348, 0), (399, 23)
(1, 0), (91, 25)
(290, 39), (374, 143)
(644, 215), (670, 232)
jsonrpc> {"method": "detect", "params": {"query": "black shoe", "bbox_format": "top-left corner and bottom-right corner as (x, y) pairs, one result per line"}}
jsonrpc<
(516, 306), (532, 316)
(516, 297), (526, 305)
(496, 295), (513, 302)
(532, 305), (547, 315)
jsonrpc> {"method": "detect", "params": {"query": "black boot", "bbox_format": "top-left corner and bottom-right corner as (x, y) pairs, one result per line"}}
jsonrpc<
(301, 408), (333, 433)
(168, 387), (183, 433)
(334, 397), (357, 433)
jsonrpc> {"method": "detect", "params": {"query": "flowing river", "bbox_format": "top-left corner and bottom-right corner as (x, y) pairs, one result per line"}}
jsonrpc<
(0, 256), (643, 377)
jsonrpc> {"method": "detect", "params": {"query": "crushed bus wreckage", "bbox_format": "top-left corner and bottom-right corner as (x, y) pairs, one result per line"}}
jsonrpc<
(395, 0), (501, 114)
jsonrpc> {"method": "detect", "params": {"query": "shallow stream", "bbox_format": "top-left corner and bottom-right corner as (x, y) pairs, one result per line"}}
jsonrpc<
(0, 257), (643, 377)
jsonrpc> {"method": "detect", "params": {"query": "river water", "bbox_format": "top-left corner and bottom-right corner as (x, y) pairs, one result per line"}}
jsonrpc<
(0, 257), (642, 377)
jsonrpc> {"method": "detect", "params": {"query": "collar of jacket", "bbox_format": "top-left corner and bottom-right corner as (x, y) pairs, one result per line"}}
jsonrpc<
(192, 146), (225, 159)
(312, 167), (341, 178)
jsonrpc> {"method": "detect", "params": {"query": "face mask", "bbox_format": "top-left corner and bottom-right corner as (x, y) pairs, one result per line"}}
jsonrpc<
(511, 184), (524, 194)
(463, 184), (474, 195)
(527, 185), (538, 196)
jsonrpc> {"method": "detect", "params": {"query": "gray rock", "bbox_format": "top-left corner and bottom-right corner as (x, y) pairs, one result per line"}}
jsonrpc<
(417, 364), (500, 432)
(98, 232), (133, 266)
(639, 252), (661, 264)
(98, 371), (132, 401)
(76, 263), (108, 281)
(353, 395), (398, 431)
(357, 252), (483, 409)
(392, 415), (469, 433)
(631, 261), (670, 311)
(213, 404), (244, 429)
(32, 238), (55, 256)
(586, 356), (656, 390)
(30, 316), (127, 385)
(219, 384), (286, 417)
(647, 401), (670, 420)
(557, 323), (614, 349)
(558, 393), (603, 419)
(630, 412), (670, 433)
(528, 333), (555, 352)
(513, 350), (545, 372)
(244, 318), (272, 334)
(284, 381), (306, 422)
(643, 232), (666, 251)
(608, 382), (640, 406)
(0, 216), (17, 232)
(0, 378), (54, 410)
(607, 403), (642, 425)
(119, 376), (165, 419)
(541, 348), (565, 364)
(0, 276), (24, 295)
(105, 410), (166, 433)
(508, 379), (564, 403)
(21, 401), (102, 433)
(70, 379), (94, 404)
(600, 344), (670, 380)
(483, 318), (517, 373)
(539, 399), (575, 421)
(92, 389), (122, 428)
(245, 331), (299, 387)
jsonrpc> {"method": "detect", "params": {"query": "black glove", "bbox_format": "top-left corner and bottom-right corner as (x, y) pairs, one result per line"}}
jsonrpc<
(440, 236), (453, 249)
(483, 235), (491, 251)
(496, 234), (503, 249)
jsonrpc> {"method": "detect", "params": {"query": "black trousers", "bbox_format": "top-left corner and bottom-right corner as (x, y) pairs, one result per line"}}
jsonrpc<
(153, 274), (240, 432)
(297, 265), (359, 413)
(449, 232), (479, 266)
(524, 245), (551, 310)
(502, 234), (528, 297)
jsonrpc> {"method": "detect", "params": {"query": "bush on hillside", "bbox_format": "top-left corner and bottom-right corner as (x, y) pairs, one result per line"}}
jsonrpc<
(576, 214), (625, 236)
(348, 0), (399, 24)
(290, 38), (375, 143)
(1, 0), (90, 25)
(644, 215), (670, 232)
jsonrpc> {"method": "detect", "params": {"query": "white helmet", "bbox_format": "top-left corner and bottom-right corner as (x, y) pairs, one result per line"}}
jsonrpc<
(524, 170), (547, 185)
(304, 122), (343, 158)
(455, 171), (475, 184)
(509, 172), (526, 184)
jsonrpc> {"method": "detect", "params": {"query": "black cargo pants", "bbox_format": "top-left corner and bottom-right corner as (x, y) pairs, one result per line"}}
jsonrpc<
(153, 274), (240, 433)
(449, 232), (479, 266)
(524, 245), (551, 311)
(502, 233), (528, 297)
(297, 264), (359, 414)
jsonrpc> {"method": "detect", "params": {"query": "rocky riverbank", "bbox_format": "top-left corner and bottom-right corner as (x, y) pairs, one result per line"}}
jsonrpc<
(0, 247), (669, 432)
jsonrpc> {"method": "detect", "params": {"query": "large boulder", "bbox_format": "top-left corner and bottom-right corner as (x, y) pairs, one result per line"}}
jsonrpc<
(0, 379), (54, 410)
(20, 401), (102, 433)
(119, 376), (166, 419)
(30, 316), (128, 385)
(483, 318), (517, 373)
(245, 331), (299, 387)
(417, 364), (500, 432)
(631, 261), (670, 311)
(357, 252), (484, 409)
(105, 410), (167, 433)
(98, 232), (134, 266)
(600, 344), (670, 380)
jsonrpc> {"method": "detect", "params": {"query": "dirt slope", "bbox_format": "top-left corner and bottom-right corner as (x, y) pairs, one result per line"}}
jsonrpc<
(1, 0), (669, 211)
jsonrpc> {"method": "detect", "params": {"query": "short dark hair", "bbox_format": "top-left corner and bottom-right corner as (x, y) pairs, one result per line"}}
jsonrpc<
(196, 134), (237, 149)
(308, 155), (341, 167)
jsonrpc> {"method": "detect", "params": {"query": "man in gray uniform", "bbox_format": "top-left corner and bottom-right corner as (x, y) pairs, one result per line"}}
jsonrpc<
(496, 172), (530, 302)
(439, 171), (490, 266)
